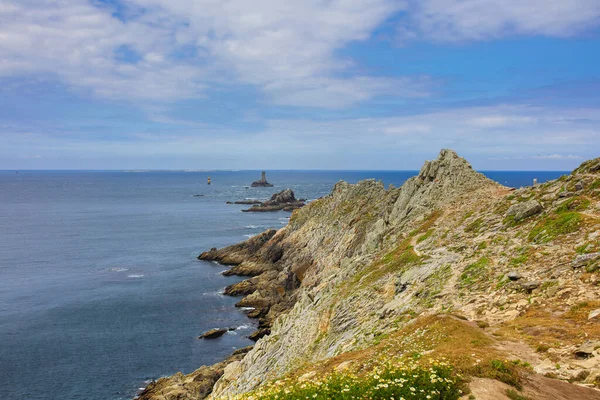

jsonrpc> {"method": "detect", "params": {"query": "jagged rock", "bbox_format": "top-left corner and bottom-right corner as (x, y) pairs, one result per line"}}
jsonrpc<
(242, 189), (305, 212)
(575, 181), (584, 191)
(200, 328), (227, 339)
(248, 328), (270, 341)
(506, 200), (543, 222)
(223, 279), (257, 296)
(232, 346), (254, 356)
(572, 252), (600, 269)
(574, 340), (600, 358)
(507, 271), (523, 281)
(198, 230), (277, 265)
(136, 347), (251, 400)
(559, 191), (573, 198)
(520, 281), (541, 292)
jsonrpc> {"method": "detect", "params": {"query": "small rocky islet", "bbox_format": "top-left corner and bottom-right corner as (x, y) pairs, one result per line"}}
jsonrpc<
(227, 189), (306, 212)
(138, 149), (600, 400)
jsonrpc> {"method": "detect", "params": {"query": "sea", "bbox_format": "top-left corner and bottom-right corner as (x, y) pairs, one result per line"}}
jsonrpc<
(0, 169), (566, 400)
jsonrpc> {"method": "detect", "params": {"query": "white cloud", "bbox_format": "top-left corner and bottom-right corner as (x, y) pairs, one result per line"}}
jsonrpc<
(0, 0), (428, 107)
(3, 104), (597, 169)
(398, 0), (600, 42)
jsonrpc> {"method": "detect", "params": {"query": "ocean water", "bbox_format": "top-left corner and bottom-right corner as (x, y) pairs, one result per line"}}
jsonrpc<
(0, 169), (566, 400)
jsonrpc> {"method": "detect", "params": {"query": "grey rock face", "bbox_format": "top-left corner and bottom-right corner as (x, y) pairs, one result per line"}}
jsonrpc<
(574, 340), (600, 358)
(507, 271), (523, 281)
(506, 200), (543, 222)
(520, 281), (541, 292)
(575, 181), (584, 191)
(572, 252), (600, 269)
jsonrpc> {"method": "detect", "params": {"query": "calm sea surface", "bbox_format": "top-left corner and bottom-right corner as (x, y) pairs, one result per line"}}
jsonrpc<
(0, 170), (566, 400)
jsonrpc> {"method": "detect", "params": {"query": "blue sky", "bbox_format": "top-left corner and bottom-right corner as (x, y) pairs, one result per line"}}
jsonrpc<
(1, 0), (599, 170)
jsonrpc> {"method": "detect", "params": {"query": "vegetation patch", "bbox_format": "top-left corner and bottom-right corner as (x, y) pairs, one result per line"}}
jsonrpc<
(506, 388), (533, 400)
(497, 303), (600, 349)
(460, 257), (492, 287)
(465, 217), (484, 234)
(528, 212), (583, 243)
(555, 197), (590, 213)
(417, 228), (435, 243)
(243, 363), (463, 400)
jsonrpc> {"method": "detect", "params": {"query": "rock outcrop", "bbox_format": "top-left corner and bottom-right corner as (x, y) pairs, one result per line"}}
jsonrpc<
(140, 150), (600, 400)
(241, 189), (305, 212)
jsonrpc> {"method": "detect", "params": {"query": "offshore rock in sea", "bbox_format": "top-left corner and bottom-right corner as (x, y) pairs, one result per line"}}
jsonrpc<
(251, 171), (273, 187)
(242, 189), (305, 212)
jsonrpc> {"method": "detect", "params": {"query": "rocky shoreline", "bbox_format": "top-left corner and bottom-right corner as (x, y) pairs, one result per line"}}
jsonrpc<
(137, 150), (600, 400)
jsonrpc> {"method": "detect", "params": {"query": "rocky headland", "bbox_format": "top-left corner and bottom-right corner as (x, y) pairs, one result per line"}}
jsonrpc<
(138, 150), (600, 400)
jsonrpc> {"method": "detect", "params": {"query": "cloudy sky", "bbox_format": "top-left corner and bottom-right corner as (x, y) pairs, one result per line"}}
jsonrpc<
(1, 0), (599, 170)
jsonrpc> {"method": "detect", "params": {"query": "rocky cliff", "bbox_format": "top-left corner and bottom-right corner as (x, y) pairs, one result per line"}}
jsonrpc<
(139, 150), (600, 400)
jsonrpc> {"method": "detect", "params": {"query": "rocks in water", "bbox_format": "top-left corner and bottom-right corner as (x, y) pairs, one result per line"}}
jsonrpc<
(136, 346), (252, 400)
(200, 328), (228, 339)
(574, 340), (600, 358)
(223, 279), (257, 296)
(251, 171), (274, 187)
(232, 346), (254, 356)
(242, 189), (305, 212)
(506, 200), (543, 222)
(193, 194), (205, 197)
(572, 252), (600, 269)
(248, 328), (271, 341)
(198, 230), (277, 265)
(232, 200), (262, 205)
(507, 271), (523, 281)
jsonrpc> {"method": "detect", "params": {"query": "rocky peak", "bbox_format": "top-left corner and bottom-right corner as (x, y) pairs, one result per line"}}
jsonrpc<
(417, 149), (487, 185)
(389, 149), (495, 226)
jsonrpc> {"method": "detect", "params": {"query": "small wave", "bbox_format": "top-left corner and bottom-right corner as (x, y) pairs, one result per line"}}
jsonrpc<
(226, 330), (238, 335)
(108, 267), (129, 272)
(243, 234), (256, 239)
(203, 290), (224, 296)
(245, 224), (266, 229)
(236, 324), (251, 330)
(240, 307), (256, 311)
(127, 274), (144, 278)
(211, 261), (221, 265)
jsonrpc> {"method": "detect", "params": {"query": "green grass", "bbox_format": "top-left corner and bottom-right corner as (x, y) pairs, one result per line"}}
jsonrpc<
(477, 241), (488, 250)
(528, 212), (583, 243)
(509, 253), (528, 266)
(247, 364), (463, 400)
(506, 389), (532, 400)
(465, 217), (484, 233)
(460, 257), (491, 286)
(590, 179), (600, 191)
(556, 197), (590, 213)
(417, 228), (435, 243)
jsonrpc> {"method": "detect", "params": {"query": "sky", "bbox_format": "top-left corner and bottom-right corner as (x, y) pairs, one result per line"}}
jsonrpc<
(0, 0), (599, 170)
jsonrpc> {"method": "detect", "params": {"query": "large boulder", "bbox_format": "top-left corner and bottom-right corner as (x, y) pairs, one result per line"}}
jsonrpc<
(506, 200), (543, 222)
